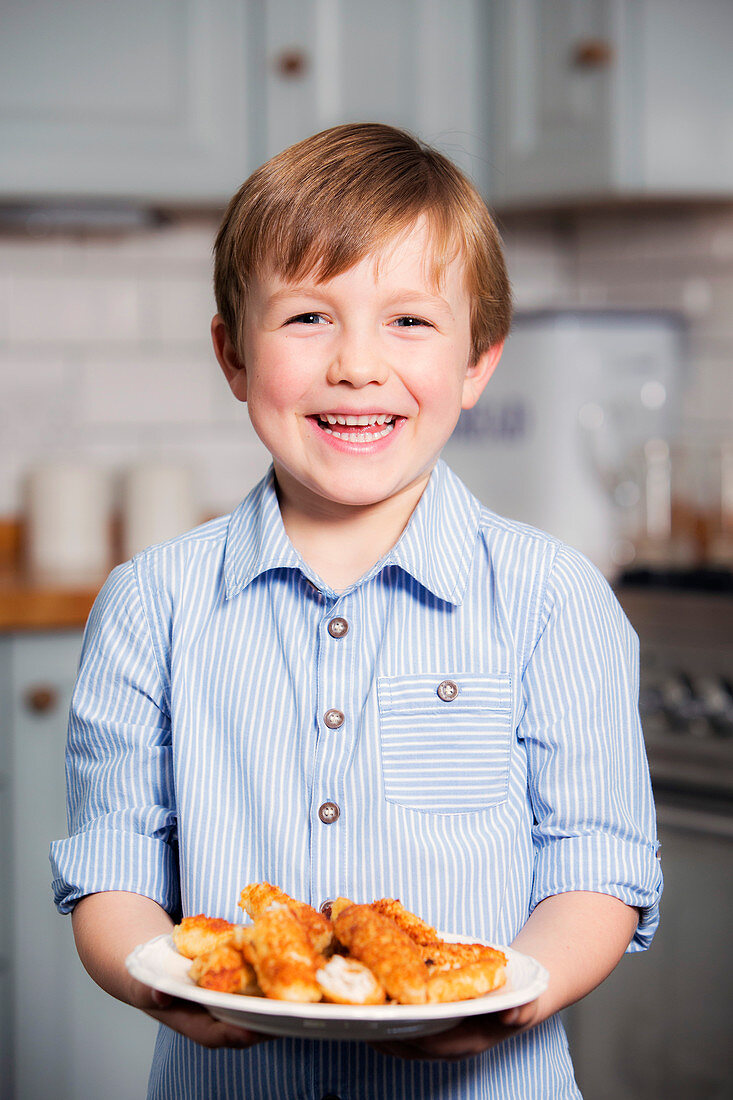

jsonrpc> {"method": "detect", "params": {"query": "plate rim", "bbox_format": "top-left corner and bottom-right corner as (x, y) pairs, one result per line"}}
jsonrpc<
(126, 930), (549, 1026)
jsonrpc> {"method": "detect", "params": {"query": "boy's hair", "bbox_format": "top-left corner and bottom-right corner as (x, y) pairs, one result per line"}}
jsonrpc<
(214, 123), (512, 364)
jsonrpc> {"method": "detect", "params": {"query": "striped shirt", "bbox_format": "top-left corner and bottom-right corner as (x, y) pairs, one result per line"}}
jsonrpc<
(50, 459), (662, 1100)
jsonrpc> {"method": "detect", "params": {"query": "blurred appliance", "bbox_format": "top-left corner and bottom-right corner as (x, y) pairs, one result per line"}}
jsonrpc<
(564, 585), (733, 1100)
(442, 310), (686, 576)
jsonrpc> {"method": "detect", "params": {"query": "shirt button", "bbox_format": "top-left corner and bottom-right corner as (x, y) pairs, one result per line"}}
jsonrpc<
(327, 616), (349, 638)
(318, 802), (340, 824)
(319, 899), (334, 918)
(323, 708), (345, 729)
(437, 679), (459, 702)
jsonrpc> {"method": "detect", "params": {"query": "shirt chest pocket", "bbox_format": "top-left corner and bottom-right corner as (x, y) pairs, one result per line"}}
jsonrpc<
(377, 673), (513, 814)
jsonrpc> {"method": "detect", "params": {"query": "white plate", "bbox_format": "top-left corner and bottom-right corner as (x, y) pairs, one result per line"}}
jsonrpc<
(126, 932), (548, 1040)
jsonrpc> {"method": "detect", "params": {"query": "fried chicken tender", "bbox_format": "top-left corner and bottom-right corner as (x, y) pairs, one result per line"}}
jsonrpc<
(420, 940), (508, 971)
(247, 905), (322, 1002)
(172, 915), (237, 960)
(316, 955), (386, 1005)
(189, 945), (259, 995)
(239, 882), (333, 954)
(332, 903), (428, 1005)
(427, 956), (507, 1003)
(371, 898), (438, 946)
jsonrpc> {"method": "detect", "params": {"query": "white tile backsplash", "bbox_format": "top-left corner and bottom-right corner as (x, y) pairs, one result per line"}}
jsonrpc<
(1, 206), (732, 520)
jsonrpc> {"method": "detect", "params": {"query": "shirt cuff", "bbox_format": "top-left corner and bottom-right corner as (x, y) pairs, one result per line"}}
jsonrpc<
(50, 828), (180, 916)
(530, 833), (663, 951)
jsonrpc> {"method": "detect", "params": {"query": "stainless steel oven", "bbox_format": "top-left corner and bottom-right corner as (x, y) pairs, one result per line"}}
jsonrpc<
(564, 586), (733, 1100)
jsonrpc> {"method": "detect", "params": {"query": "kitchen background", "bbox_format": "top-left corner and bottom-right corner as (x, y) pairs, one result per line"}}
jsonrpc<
(1, 1), (732, 1099)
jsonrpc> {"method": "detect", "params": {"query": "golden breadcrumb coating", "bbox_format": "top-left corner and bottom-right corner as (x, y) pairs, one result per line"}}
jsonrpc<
(316, 955), (386, 1005)
(371, 897), (438, 946)
(427, 957), (507, 1003)
(329, 897), (354, 921)
(332, 903), (428, 1005)
(420, 940), (508, 971)
(247, 905), (322, 1002)
(172, 915), (237, 960)
(189, 945), (259, 995)
(239, 882), (333, 954)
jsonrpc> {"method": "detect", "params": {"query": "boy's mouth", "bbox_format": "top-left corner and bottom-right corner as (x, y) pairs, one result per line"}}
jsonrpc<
(312, 413), (397, 442)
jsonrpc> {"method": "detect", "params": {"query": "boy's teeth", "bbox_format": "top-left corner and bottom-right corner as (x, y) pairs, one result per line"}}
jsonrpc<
(323, 414), (392, 426)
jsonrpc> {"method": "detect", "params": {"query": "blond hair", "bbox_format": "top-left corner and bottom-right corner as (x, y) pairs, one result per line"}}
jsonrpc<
(213, 123), (512, 364)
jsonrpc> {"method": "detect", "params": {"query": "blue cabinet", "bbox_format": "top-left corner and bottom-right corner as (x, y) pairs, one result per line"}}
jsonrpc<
(488, 0), (733, 204)
(1, 631), (157, 1100)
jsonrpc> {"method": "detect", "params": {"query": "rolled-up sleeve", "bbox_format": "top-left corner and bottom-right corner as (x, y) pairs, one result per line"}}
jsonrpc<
(519, 546), (662, 950)
(50, 560), (179, 916)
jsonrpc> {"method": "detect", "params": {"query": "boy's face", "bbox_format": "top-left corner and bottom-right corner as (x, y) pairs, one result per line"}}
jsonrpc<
(213, 220), (502, 522)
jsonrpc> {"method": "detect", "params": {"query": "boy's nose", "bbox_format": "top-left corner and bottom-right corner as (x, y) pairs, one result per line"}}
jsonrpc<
(326, 334), (389, 387)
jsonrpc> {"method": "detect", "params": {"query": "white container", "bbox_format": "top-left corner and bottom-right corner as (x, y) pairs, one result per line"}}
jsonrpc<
(442, 310), (686, 576)
(122, 462), (198, 559)
(25, 463), (112, 584)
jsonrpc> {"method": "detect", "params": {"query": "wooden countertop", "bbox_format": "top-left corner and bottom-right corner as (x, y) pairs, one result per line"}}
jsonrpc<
(0, 519), (106, 631)
(0, 569), (103, 631)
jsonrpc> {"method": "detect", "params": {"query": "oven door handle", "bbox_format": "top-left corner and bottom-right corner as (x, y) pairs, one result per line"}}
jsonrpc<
(656, 801), (733, 838)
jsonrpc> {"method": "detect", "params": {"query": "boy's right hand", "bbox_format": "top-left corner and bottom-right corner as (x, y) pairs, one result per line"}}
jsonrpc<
(134, 980), (269, 1049)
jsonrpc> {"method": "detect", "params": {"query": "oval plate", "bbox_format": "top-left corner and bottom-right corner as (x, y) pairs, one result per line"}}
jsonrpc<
(126, 932), (548, 1041)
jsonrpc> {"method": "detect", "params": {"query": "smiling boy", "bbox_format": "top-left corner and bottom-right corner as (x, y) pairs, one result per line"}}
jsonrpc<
(52, 124), (662, 1100)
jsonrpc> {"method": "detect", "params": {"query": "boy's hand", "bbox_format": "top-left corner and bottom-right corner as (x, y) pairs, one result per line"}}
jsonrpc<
(135, 982), (269, 1050)
(371, 999), (538, 1062)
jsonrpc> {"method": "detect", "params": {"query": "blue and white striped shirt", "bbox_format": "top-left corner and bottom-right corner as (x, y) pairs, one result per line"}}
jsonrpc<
(51, 460), (662, 1100)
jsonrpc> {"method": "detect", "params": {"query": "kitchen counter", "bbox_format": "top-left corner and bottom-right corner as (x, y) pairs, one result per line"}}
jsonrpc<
(0, 568), (101, 631)
(0, 520), (105, 631)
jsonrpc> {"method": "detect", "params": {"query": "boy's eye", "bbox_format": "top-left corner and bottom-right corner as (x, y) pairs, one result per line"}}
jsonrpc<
(393, 316), (432, 328)
(285, 312), (329, 325)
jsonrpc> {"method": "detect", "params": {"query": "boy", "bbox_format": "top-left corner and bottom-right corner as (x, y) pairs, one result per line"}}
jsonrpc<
(51, 124), (662, 1099)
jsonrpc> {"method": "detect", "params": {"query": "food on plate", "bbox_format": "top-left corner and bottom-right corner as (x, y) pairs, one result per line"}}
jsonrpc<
(246, 904), (323, 1002)
(419, 939), (507, 971)
(172, 914), (238, 960)
(239, 881), (334, 954)
(427, 956), (508, 1003)
(371, 896), (438, 946)
(331, 900), (429, 1005)
(172, 883), (507, 1006)
(188, 944), (259, 995)
(316, 954), (386, 1005)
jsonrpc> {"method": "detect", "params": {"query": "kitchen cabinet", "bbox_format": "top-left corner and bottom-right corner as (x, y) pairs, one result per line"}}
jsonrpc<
(0, 630), (156, 1100)
(0, 0), (252, 204)
(0, 0), (488, 204)
(563, 798), (733, 1099)
(489, 0), (733, 205)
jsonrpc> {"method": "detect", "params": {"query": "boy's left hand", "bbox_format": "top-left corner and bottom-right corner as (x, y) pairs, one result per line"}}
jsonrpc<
(371, 999), (539, 1061)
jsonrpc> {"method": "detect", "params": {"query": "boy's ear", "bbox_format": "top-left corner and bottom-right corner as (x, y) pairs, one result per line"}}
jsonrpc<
(461, 341), (504, 410)
(211, 314), (247, 402)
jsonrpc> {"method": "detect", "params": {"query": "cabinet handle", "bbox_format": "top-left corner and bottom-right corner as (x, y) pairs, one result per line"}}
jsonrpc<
(571, 39), (614, 69)
(24, 684), (59, 714)
(274, 49), (308, 78)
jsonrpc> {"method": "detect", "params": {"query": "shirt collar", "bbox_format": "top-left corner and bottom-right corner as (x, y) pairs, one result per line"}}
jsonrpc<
(224, 459), (481, 605)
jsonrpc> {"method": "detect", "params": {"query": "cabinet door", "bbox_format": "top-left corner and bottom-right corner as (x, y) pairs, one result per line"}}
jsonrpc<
(490, 0), (618, 202)
(563, 805), (733, 1099)
(0, 0), (253, 202)
(8, 631), (157, 1100)
(263, 0), (489, 192)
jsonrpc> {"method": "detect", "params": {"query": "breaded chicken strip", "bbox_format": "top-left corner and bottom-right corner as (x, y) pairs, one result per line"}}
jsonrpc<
(316, 955), (386, 1005)
(420, 940), (508, 971)
(332, 903), (428, 1005)
(189, 944), (259, 995)
(427, 956), (507, 1003)
(172, 915), (237, 960)
(247, 905), (322, 1002)
(371, 898), (438, 946)
(239, 882), (333, 954)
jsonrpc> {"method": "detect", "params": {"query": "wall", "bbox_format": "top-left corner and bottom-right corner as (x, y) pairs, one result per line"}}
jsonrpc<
(1, 205), (732, 520)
